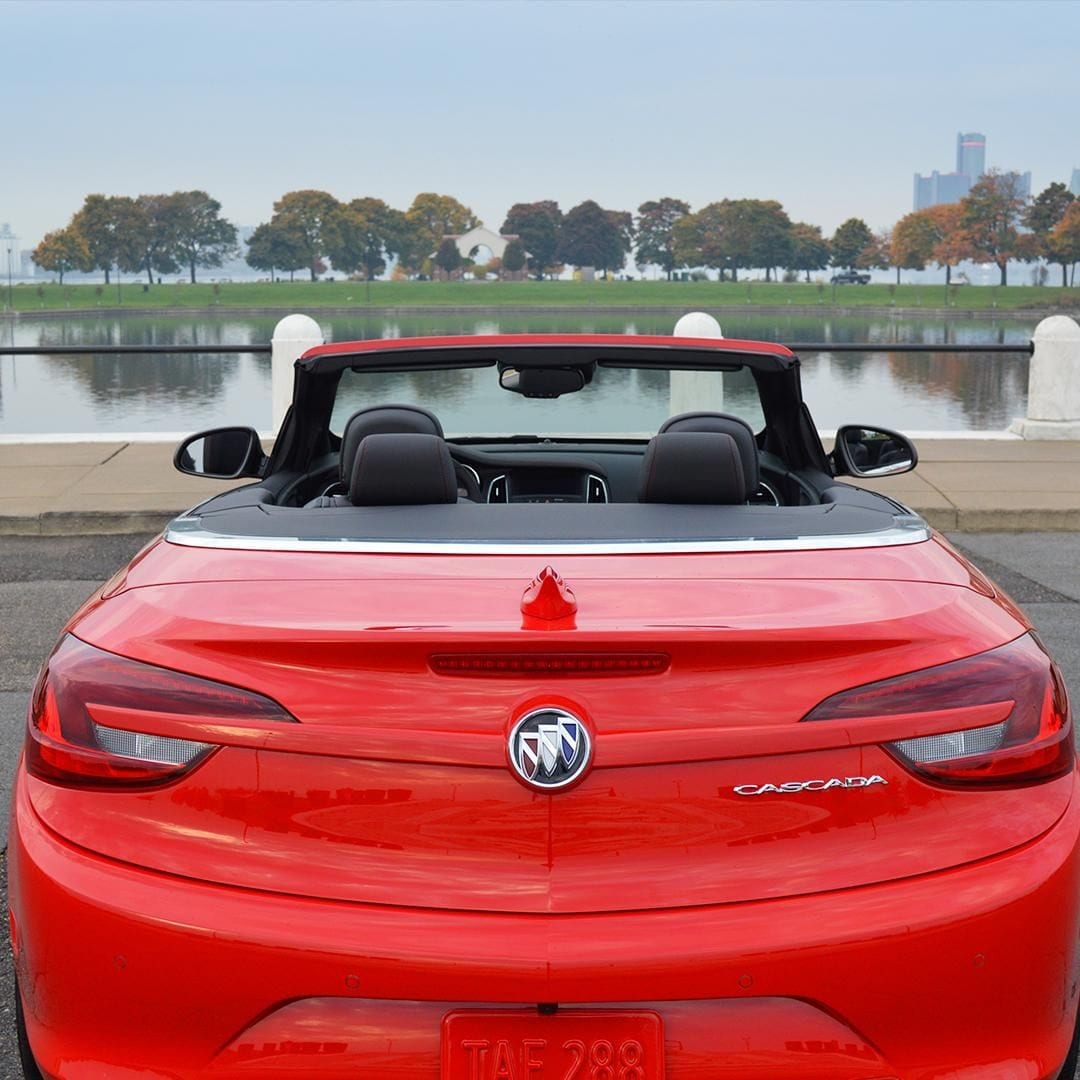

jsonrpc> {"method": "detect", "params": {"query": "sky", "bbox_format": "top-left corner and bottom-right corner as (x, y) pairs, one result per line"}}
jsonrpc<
(3, 0), (1078, 251)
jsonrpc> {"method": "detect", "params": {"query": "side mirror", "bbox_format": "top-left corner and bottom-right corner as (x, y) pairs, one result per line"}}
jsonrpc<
(173, 427), (266, 479)
(832, 425), (918, 478)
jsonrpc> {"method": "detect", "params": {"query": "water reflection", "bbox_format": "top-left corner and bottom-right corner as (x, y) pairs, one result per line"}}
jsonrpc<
(0, 313), (1035, 434)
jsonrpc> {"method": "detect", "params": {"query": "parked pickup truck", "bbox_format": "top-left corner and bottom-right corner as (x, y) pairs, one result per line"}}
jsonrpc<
(831, 269), (872, 284)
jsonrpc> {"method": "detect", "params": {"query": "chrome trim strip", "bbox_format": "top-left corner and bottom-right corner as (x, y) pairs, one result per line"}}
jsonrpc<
(486, 474), (508, 503)
(458, 463), (481, 488)
(854, 461), (917, 478)
(754, 481), (781, 506)
(586, 474), (609, 504)
(166, 516), (931, 555)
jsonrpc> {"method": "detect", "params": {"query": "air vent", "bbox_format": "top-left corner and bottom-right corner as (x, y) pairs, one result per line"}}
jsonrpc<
(586, 475), (608, 503)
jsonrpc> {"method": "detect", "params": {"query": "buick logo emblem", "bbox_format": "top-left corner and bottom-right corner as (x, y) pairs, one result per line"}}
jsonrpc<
(509, 707), (591, 790)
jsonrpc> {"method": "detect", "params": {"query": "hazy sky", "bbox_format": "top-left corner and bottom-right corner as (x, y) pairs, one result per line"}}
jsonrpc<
(4, 0), (1078, 248)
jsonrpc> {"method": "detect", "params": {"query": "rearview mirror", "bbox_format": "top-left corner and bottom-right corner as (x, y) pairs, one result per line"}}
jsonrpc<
(173, 427), (266, 479)
(499, 366), (587, 398)
(832, 425), (918, 478)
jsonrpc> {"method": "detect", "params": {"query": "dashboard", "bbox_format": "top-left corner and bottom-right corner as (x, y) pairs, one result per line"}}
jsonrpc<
(486, 467), (609, 504)
(451, 441), (793, 507)
(292, 440), (806, 509)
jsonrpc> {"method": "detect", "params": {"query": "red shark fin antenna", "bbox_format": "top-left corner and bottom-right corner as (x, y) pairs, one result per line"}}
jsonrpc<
(521, 566), (577, 630)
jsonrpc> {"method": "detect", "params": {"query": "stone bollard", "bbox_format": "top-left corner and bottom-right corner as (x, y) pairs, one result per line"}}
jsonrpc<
(670, 311), (725, 416)
(1010, 315), (1080, 439)
(270, 314), (323, 434)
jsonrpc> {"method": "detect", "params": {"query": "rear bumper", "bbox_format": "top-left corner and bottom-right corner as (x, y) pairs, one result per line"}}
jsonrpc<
(10, 770), (1080, 1080)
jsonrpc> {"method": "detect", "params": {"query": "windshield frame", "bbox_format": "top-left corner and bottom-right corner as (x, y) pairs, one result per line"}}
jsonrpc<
(268, 335), (827, 480)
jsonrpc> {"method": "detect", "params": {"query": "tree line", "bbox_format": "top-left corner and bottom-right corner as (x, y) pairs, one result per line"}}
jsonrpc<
(245, 192), (636, 282)
(893, 174), (1080, 287)
(32, 173), (1080, 287)
(32, 192), (238, 286)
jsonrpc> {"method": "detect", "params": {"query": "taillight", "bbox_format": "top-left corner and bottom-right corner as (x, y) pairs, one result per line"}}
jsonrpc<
(26, 634), (296, 788)
(803, 633), (1073, 786)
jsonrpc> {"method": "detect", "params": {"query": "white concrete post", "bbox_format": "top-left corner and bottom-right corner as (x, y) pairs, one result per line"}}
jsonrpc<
(670, 311), (725, 416)
(271, 314), (324, 434)
(1010, 315), (1080, 439)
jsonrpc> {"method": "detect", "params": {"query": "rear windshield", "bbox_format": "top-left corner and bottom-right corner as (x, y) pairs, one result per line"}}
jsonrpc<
(330, 366), (766, 438)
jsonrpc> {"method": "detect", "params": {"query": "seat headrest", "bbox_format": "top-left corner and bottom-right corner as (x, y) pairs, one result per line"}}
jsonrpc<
(339, 405), (444, 484)
(659, 411), (759, 492)
(349, 433), (458, 505)
(639, 432), (747, 505)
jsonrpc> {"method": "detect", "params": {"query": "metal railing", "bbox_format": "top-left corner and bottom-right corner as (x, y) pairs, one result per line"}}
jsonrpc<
(790, 342), (1032, 353)
(0, 344), (272, 355)
(0, 341), (1034, 356)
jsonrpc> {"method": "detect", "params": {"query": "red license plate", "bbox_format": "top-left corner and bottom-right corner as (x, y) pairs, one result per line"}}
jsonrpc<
(441, 1009), (664, 1080)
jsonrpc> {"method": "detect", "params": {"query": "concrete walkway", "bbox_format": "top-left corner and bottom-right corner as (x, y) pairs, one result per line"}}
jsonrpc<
(2, 436), (1080, 535)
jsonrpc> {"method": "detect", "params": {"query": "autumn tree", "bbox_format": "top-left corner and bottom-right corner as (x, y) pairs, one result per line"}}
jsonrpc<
(169, 191), (238, 284)
(830, 218), (873, 271)
(672, 202), (734, 279)
(961, 170), (1029, 285)
(891, 210), (937, 280)
(787, 222), (830, 281)
(327, 197), (409, 280)
(501, 201), (562, 280)
(857, 228), (893, 282)
(1025, 182), (1075, 286)
(70, 194), (143, 284)
(669, 199), (790, 281)
(558, 200), (632, 277)
(124, 194), (185, 285)
(245, 221), (308, 281)
(402, 193), (478, 274)
(739, 199), (793, 281)
(634, 198), (690, 279)
(923, 203), (972, 285)
(1049, 202), (1080, 288)
(32, 227), (93, 284)
(269, 190), (343, 281)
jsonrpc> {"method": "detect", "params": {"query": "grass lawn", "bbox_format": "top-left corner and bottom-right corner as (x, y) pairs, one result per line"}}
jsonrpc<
(4, 278), (1080, 314)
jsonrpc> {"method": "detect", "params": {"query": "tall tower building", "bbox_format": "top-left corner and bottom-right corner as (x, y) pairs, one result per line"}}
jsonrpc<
(956, 133), (986, 179)
(913, 171), (973, 211)
(1070, 168), (1080, 198)
(914, 132), (988, 211)
(0, 223), (20, 280)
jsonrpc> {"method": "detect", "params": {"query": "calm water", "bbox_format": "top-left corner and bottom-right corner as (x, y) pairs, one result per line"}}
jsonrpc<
(0, 312), (1035, 434)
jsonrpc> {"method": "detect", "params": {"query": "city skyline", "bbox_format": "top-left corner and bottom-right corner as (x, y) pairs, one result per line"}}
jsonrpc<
(4, 0), (1079, 253)
(914, 131), (1032, 212)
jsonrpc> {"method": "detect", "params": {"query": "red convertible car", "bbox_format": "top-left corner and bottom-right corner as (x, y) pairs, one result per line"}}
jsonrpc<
(10, 334), (1079, 1079)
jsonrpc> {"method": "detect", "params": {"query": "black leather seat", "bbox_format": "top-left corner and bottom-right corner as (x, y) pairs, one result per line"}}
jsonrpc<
(348, 433), (458, 505)
(337, 405), (444, 484)
(639, 432), (747, 504)
(306, 404), (449, 508)
(659, 411), (759, 495)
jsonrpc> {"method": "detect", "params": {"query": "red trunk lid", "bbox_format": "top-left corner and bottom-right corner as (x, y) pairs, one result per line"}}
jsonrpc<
(32, 538), (1068, 914)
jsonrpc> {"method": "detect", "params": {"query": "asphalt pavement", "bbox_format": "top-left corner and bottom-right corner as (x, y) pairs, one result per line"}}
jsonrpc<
(1, 532), (1079, 1077)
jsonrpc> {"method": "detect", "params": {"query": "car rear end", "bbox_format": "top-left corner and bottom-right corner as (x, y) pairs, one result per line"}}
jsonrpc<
(10, 536), (1080, 1080)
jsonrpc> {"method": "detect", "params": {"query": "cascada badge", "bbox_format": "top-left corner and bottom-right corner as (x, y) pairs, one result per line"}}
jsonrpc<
(509, 707), (592, 790)
(734, 775), (889, 796)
